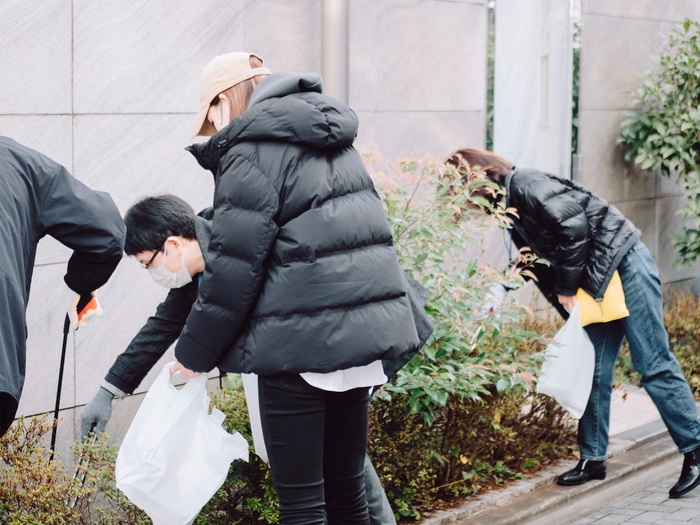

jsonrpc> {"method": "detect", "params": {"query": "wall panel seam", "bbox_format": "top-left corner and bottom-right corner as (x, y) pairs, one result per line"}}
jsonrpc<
(582, 12), (683, 24)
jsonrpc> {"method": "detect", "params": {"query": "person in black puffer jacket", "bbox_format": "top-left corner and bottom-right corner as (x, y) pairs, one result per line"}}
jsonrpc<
(448, 148), (700, 500)
(168, 53), (419, 524)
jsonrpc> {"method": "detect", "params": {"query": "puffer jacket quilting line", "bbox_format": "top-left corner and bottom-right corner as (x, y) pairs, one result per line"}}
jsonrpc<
(523, 181), (590, 232)
(278, 238), (395, 265)
(250, 292), (408, 322)
(275, 183), (379, 230)
(214, 154), (280, 208)
(239, 208), (275, 305)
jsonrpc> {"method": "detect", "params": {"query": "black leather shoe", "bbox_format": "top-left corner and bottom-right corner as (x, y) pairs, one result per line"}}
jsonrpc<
(669, 447), (700, 498)
(556, 459), (606, 486)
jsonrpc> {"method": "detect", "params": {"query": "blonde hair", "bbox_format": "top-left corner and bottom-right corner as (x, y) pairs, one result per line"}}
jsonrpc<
(211, 55), (268, 122)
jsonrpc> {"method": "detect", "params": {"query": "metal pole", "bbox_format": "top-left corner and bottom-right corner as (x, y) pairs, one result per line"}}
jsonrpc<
(50, 313), (71, 459)
(321, 0), (349, 103)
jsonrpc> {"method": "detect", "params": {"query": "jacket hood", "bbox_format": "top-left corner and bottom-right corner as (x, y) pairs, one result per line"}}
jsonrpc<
(186, 71), (358, 173)
(247, 71), (324, 107)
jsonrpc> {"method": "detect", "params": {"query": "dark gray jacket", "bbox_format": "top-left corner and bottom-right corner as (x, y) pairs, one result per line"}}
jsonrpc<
(505, 168), (639, 314)
(105, 212), (213, 393)
(0, 136), (125, 406)
(105, 212), (432, 393)
(176, 72), (420, 374)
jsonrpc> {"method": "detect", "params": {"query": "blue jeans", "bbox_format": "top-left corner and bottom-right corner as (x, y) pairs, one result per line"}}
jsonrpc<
(578, 241), (700, 460)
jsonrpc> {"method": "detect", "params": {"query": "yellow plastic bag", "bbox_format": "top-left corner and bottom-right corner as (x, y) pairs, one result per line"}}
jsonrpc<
(576, 270), (629, 326)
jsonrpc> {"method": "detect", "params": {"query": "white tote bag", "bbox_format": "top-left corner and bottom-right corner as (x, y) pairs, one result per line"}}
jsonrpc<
(241, 373), (269, 463)
(116, 363), (249, 525)
(536, 304), (596, 419)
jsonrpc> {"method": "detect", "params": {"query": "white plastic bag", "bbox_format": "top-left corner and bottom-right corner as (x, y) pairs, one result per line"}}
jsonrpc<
(241, 373), (268, 463)
(535, 304), (595, 419)
(116, 363), (249, 525)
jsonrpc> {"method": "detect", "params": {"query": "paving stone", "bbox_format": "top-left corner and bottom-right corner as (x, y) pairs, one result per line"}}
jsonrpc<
(648, 481), (674, 492)
(668, 507), (700, 520)
(588, 509), (614, 520)
(628, 503), (682, 513)
(574, 473), (700, 525)
(591, 514), (635, 524)
(671, 501), (700, 510)
(656, 520), (700, 525)
(616, 495), (648, 507)
(637, 493), (671, 505)
(600, 508), (644, 518)
(632, 512), (682, 523)
(588, 507), (644, 519)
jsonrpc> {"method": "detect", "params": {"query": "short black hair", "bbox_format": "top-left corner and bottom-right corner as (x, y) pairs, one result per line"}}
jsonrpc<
(124, 195), (197, 255)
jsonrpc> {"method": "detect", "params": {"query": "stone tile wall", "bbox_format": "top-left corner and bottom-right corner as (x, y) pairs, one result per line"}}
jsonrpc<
(579, 0), (700, 283)
(351, 0), (487, 159)
(1, 0), (487, 450)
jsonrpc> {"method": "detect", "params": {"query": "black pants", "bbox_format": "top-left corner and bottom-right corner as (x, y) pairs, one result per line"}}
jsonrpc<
(0, 392), (18, 438)
(258, 374), (371, 525)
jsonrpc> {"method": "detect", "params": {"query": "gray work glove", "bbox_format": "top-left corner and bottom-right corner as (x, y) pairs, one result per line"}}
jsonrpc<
(81, 386), (115, 439)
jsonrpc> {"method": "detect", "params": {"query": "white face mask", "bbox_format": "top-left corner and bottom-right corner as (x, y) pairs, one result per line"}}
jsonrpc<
(148, 243), (193, 289)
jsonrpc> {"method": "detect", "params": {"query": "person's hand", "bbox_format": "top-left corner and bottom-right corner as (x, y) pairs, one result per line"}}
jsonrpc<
(62, 285), (102, 329)
(169, 360), (201, 381)
(557, 294), (578, 313)
(80, 386), (114, 439)
(74, 292), (102, 328)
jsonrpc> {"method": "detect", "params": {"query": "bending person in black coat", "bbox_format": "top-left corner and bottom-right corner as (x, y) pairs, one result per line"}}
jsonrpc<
(447, 147), (700, 499)
(162, 53), (419, 524)
(0, 136), (125, 437)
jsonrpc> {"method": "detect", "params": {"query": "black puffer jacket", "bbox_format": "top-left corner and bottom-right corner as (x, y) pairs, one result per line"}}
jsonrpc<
(175, 72), (419, 374)
(505, 168), (639, 308)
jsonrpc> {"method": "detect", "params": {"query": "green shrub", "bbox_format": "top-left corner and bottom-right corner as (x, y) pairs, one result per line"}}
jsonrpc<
(619, 19), (700, 267)
(666, 291), (700, 396)
(368, 307), (574, 520)
(0, 415), (90, 525)
(368, 390), (574, 519)
(366, 154), (576, 519)
(0, 415), (149, 525)
(369, 153), (546, 425)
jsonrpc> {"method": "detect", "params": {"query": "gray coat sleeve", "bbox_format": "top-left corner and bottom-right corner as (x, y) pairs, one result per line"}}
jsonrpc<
(104, 285), (195, 394)
(39, 164), (125, 295)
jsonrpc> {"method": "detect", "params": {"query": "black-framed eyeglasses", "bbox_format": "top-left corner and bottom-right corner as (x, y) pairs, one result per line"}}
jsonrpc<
(140, 248), (162, 269)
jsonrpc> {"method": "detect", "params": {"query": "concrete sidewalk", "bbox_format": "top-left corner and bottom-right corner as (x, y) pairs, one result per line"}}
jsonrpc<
(515, 451), (685, 524)
(608, 385), (661, 436)
(419, 385), (684, 525)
